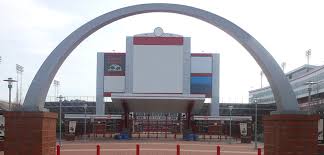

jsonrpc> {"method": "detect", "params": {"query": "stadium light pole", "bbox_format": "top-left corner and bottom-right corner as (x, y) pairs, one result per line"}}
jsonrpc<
(305, 81), (318, 114)
(254, 98), (259, 150)
(57, 95), (64, 146)
(83, 103), (88, 141)
(3, 78), (17, 111)
(281, 62), (286, 73)
(53, 80), (60, 101)
(228, 105), (233, 144)
(16, 64), (24, 104)
(306, 49), (311, 72)
(260, 71), (263, 88)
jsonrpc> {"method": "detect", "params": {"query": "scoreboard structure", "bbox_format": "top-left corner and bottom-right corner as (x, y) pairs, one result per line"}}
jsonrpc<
(96, 28), (219, 116)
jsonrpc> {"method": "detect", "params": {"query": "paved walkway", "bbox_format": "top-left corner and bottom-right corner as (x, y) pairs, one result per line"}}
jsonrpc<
(0, 140), (263, 155)
(57, 140), (264, 155)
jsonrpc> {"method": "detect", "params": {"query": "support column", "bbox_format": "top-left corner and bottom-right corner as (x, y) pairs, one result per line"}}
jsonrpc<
(186, 112), (191, 129)
(96, 52), (105, 115)
(124, 112), (129, 129)
(147, 113), (150, 138)
(263, 114), (319, 155)
(4, 112), (58, 155)
(165, 114), (168, 138)
(186, 102), (194, 130)
(121, 101), (129, 132)
(211, 53), (220, 116)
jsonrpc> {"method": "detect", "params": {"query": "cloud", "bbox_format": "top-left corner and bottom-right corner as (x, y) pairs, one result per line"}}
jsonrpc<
(1, 0), (323, 103)
(0, 0), (81, 100)
(0, 0), (81, 55)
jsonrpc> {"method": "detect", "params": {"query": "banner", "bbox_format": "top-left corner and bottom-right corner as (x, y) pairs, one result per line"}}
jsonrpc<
(240, 123), (248, 136)
(69, 121), (77, 134)
(319, 119), (323, 141)
(136, 116), (178, 120)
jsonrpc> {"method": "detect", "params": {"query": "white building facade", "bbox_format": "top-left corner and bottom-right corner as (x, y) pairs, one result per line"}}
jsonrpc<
(249, 65), (324, 109)
(96, 28), (220, 115)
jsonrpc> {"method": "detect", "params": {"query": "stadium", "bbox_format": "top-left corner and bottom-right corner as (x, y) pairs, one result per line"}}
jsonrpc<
(1, 26), (323, 155)
(1, 3), (323, 155)
(40, 28), (259, 142)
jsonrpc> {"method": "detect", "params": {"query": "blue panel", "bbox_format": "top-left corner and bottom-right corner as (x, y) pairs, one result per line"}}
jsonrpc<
(190, 76), (212, 97)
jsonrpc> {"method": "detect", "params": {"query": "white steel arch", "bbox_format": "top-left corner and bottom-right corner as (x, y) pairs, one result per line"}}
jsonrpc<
(23, 3), (299, 113)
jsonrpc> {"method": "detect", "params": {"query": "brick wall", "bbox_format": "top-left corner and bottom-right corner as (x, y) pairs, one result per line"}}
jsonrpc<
(0, 140), (3, 151)
(263, 114), (319, 155)
(4, 112), (57, 155)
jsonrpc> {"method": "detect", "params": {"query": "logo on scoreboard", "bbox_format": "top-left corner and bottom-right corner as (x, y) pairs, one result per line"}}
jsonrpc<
(104, 53), (125, 76)
(107, 64), (122, 71)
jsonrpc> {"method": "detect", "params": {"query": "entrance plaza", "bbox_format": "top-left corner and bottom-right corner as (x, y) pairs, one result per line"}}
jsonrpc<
(1, 3), (320, 155)
(56, 141), (263, 155)
(1, 140), (261, 155)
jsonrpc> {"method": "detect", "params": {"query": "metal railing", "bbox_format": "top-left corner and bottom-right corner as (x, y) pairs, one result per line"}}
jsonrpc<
(300, 98), (324, 108)
(45, 96), (251, 103)
(46, 96), (112, 102)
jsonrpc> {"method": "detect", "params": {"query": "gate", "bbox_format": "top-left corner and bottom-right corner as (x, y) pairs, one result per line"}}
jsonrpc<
(132, 114), (182, 139)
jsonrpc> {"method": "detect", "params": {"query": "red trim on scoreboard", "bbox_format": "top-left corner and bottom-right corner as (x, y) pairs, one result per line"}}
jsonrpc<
(191, 53), (213, 57)
(104, 92), (125, 97)
(191, 73), (212, 77)
(104, 72), (125, 76)
(133, 37), (183, 45)
(104, 92), (112, 97)
(104, 53), (125, 56)
(132, 93), (183, 95)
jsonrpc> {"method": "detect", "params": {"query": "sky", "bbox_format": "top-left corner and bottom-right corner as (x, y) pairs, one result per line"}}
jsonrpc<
(0, 0), (324, 103)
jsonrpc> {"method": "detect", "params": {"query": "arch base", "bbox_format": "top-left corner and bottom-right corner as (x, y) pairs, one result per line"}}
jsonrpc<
(4, 112), (58, 155)
(263, 114), (319, 154)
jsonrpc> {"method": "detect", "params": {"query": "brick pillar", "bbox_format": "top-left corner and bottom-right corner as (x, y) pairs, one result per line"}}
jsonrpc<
(4, 112), (58, 155)
(263, 114), (319, 155)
